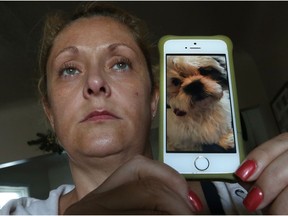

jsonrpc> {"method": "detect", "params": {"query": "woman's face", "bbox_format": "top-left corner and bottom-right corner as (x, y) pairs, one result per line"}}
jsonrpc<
(44, 16), (158, 161)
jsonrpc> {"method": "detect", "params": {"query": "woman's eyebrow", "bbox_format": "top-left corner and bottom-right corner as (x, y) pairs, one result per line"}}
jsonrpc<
(108, 43), (137, 54)
(53, 43), (137, 62)
(55, 46), (79, 59)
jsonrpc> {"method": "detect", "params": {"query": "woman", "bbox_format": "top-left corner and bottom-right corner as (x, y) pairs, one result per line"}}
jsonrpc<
(1, 2), (288, 214)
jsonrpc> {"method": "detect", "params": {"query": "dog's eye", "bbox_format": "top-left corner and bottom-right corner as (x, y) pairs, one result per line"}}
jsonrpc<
(199, 67), (215, 76)
(199, 67), (228, 88)
(171, 78), (182, 86)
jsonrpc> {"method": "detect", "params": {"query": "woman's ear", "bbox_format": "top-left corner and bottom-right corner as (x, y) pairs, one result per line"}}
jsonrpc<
(151, 87), (160, 119)
(42, 98), (55, 130)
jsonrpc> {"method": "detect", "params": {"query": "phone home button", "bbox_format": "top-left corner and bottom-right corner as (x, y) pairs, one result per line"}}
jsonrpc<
(194, 156), (209, 171)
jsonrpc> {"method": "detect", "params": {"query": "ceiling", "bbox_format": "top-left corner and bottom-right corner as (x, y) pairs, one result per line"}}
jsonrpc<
(0, 1), (288, 107)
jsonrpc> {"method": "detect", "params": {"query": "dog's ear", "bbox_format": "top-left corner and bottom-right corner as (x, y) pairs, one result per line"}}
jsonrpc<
(212, 56), (227, 71)
(199, 66), (228, 89)
(209, 56), (229, 89)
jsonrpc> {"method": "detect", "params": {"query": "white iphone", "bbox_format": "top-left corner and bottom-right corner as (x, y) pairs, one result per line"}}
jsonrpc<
(158, 35), (244, 180)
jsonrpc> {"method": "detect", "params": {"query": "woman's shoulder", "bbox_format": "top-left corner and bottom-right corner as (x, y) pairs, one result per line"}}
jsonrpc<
(0, 184), (74, 215)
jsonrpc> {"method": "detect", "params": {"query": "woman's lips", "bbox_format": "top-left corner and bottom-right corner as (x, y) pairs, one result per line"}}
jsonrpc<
(80, 110), (119, 122)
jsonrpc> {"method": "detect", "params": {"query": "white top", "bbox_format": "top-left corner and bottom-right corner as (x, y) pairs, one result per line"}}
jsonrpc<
(0, 184), (74, 215)
(0, 182), (259, 215)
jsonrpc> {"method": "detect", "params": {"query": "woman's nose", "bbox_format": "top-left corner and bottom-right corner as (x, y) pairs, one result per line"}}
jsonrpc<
(83, 70), (111, 98)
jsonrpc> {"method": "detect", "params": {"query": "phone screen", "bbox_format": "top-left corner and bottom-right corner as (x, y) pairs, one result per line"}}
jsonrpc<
(165, 54), (237, 154)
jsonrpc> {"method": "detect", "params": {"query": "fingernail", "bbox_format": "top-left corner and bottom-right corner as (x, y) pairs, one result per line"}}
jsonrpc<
(188, 190), (203, 212)
(235, 160), (257, 181)
(243, 186), (264, 212)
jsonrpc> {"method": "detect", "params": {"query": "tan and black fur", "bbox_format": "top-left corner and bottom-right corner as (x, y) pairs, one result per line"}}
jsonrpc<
(167, 56), (234, 151)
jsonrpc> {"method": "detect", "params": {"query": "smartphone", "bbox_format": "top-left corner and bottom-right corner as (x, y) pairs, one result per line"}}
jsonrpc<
(158, 35), (245, 180)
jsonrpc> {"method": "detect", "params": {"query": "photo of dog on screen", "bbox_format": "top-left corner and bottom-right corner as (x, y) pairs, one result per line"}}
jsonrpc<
(166, 55), (235, 152)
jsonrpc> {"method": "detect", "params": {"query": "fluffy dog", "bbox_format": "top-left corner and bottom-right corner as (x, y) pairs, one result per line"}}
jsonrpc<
(166, 55), (235, 151)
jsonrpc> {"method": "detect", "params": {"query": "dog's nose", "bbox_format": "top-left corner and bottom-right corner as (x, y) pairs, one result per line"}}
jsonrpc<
(183, 80), (209, 101)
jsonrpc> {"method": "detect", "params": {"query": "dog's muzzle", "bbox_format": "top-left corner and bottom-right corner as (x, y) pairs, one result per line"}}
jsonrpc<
(183, 80), (210, 102)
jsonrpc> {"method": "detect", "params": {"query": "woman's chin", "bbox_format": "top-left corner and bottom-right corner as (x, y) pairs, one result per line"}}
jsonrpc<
(74, 139), (124, 158)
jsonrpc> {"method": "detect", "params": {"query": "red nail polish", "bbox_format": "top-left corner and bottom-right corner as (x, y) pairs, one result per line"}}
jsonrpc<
(188, 190), (203, 212)
(243, 186), (264, 212)
(235, 160), (257, 181)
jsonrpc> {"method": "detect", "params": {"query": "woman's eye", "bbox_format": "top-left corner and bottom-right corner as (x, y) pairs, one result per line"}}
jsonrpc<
(112, 59), (131, 72)
(114, 62), (129, 70)
(60, 67), (80, 77)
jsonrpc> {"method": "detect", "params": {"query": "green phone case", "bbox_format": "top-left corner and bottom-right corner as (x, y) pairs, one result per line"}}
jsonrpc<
(157, 35), (245, 181)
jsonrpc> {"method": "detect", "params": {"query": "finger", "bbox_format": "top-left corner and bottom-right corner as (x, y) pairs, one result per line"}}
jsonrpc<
(104, 177), (194, 214)
(97, 155), (190, 207)
(65, 177), (195, 215)
(235, 132), (288, 181)
(242, 150), (288, 212)
(266, 185), (288, 214)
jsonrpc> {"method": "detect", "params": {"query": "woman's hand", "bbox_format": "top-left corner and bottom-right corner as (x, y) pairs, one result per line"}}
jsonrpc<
(64, 155), (202, 214)
(235, 132), (288, 214)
